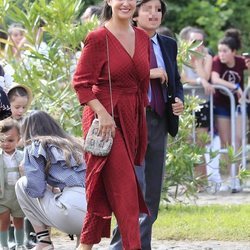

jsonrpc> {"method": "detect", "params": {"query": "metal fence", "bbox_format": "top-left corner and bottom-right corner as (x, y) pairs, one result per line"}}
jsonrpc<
(184, 84), (250, 189)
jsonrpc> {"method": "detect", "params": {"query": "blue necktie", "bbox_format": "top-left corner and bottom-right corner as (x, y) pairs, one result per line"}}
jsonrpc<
(150, 40), (165, 117)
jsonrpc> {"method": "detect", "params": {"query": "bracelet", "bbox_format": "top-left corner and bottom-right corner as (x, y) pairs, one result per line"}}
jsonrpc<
(233, 83), (240, 92)
(196, 77), (202, 85)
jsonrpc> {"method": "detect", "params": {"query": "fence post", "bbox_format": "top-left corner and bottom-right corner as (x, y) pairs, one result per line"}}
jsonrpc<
(241, 86), (250, 170)
(184, 84), (238, 190)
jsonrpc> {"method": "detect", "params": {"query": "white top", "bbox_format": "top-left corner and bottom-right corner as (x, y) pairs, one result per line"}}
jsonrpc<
(3, 150), (20, 185)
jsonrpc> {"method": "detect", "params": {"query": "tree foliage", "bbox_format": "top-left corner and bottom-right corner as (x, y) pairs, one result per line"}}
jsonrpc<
(162, 0), (250, 53)
(0, 0), (97, 135)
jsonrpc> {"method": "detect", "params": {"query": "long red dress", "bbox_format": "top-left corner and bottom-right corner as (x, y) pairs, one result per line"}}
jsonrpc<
(73, 26), (150, 249)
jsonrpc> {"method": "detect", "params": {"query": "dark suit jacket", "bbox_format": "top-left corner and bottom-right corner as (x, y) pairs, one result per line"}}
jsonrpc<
(157, 34), (184, 103)
(0, 65), (12, 120)
(0, 65), (4, 77)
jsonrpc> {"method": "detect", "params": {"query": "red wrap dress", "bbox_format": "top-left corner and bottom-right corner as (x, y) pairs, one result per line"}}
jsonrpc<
(73, 26), (150, 249)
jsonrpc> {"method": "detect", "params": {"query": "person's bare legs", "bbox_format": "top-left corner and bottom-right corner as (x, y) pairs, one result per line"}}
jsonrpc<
(236, 115), (242, 152)
(77, 243), (93, 250)
(217, 115), (242, 167)
(195, 127), (209, 177)
(0, 210), (11, 248)
(215, 115), (242, 191)
(216, 116), (231, 172)
(216, 116), (231, 149)
(76, 235), (80, 249)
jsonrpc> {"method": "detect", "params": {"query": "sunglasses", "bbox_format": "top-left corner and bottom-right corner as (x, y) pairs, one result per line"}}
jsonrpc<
(191, 39), (203, 45)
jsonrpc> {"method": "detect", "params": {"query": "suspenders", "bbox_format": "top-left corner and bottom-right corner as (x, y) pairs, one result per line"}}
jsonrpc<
(0, 151), (23, 198)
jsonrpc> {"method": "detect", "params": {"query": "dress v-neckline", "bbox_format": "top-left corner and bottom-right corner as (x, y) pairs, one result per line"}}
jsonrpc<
(104, 26), (136, 60)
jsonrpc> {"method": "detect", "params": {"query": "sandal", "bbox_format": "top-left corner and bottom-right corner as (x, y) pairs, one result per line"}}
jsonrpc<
(32, 230), (54, 250)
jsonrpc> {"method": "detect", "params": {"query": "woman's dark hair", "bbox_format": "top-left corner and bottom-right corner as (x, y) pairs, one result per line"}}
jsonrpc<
(7, 86), (28, 103)
(100, 2), (113, 22)
(133, 0), (167, 26)
(22, 110), (68, 141)
(219, 28), (242, 51)
(22, 110), (84, 167)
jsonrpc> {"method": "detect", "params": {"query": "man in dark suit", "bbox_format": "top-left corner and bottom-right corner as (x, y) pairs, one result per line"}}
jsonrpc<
(110, 0), (184, 249)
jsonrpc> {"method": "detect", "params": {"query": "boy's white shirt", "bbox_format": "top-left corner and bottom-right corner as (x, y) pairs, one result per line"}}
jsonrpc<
(3, 150), (17, 168)
(3, 149), (21, 185)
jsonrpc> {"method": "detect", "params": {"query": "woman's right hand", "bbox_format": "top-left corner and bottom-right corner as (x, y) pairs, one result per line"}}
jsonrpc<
(96, 109), (116, 140)
(150, 68), (168, 84)
(87, 99), (116, 140)
(200, 78), (215, 95)
(236, 87), (243, 103)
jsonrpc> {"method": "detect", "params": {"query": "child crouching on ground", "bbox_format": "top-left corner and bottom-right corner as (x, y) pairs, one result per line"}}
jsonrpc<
(15, 111), (87, 250)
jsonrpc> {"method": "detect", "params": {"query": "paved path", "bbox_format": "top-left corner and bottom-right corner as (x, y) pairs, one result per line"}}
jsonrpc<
(168, 187), (250, 206)
(51, 189), (250, 249)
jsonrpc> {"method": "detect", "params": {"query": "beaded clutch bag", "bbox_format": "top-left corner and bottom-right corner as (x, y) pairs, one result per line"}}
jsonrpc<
(83, 34), (114, 156)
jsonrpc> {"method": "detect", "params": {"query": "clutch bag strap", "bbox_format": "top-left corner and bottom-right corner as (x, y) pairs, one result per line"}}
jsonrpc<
(106, 34), (114, 119)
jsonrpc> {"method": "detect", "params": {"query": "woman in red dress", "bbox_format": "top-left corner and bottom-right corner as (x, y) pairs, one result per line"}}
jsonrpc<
(73, 0), (150, 249)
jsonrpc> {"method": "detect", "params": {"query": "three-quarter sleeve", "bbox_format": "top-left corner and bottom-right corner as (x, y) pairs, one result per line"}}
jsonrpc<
(73, 31), (106, 105)
(24, 145), (47, 198)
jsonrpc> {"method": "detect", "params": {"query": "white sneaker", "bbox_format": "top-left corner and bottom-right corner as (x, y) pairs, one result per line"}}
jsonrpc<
(8, 242), (15, 250)
(231, 178), (242, 193)
(206, 182), (221, 194)
(219, 183), (230, 192)
(15, 246), (26, 250)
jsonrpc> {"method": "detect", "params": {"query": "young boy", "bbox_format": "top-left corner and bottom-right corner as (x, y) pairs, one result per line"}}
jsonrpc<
(111, 0), (184, 249)
(7, 84), (32, 123)
(7, 84), (35, 249)
(0, 118), (25, 250)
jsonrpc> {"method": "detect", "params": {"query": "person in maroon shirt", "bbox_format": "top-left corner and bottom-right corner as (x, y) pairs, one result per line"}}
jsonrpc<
(211, 29), (250, 192)
(73, 0), (150, 249)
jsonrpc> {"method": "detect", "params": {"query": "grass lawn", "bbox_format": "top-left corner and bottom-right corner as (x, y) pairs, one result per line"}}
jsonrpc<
(53, 204), (250, 242)
(153, 204), (250, 241)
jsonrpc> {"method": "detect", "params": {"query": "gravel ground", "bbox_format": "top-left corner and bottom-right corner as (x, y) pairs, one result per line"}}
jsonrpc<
(53, 236), (250, 250)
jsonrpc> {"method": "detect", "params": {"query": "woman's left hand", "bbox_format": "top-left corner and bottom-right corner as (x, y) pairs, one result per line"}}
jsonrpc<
(47, 184), (61, 194)
(236, 87), (243, 103)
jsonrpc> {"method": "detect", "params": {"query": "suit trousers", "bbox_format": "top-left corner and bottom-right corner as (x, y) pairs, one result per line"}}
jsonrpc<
(15, 176), (87, 235)
(110, 109), (168, 250)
